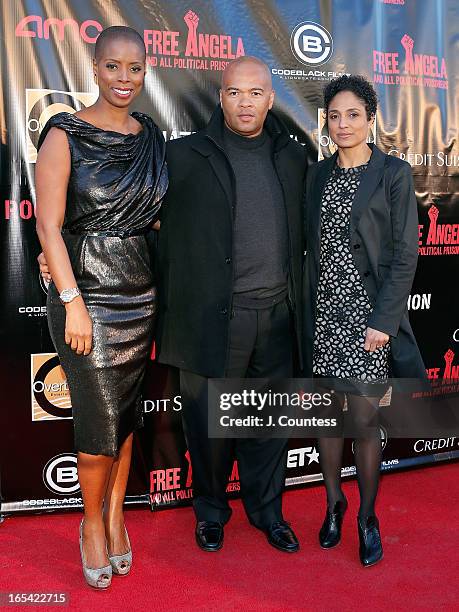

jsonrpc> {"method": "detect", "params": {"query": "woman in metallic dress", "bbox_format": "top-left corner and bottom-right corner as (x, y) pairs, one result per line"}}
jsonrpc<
(36, 26), (168, 588)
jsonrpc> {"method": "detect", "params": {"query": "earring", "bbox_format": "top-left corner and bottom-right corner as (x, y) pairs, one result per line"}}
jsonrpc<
(93, 73), (98, 84)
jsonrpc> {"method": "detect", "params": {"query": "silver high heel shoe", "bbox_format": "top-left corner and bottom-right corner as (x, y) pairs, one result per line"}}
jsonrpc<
(109, 525), (132, 576)
(79, 520), (112, 589)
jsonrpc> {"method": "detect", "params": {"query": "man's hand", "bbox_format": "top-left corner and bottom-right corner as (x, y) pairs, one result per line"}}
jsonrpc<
(38, 251), (52, 282)
(364, 327), (390, 352)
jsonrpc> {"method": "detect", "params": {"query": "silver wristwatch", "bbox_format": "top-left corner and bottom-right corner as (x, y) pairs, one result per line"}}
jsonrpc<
(59, 287), (81, 304)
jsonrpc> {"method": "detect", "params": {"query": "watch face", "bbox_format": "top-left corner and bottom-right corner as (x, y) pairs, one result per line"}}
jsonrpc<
(60, 288), (79, 302)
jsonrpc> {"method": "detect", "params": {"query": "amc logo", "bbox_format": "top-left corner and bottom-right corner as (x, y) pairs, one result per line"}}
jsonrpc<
(26, 89), (98, 163)
(16, 16), (102, 43)
(43, 454), (80, 495)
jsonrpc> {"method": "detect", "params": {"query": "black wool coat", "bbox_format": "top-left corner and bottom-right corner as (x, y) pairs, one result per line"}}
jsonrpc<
(156, 105), (308, 377)
(303, 143), (426, 379)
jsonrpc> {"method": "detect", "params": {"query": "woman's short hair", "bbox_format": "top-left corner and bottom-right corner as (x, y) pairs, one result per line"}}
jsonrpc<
(95, 26), (146, 61)
(323, 75), (378, 120)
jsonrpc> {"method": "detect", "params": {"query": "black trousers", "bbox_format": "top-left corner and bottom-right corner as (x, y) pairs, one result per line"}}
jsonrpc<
(180, 299), (293, 530)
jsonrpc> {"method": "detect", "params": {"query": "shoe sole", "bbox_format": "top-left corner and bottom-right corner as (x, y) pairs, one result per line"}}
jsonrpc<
(112, 568), (131, 576)
(361, 552), (384, 567)
(87, 582), (111, 589)
(267, 540), (300, 553)
(320, 539), (341, 549)
(195, 535), (223, 552)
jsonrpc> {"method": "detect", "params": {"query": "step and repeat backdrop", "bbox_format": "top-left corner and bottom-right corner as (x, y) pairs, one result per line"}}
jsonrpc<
(0, 0), (458, 515)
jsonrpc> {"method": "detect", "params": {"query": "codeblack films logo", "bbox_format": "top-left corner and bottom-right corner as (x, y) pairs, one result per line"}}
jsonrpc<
(272, 21), (346, 82)
(317, 108), (377, 161)
(43, 453), (80, 495)
(18, 305), (47, 318)
(26, 89), (97, 163)
(31, 353), (72, 421)
(290, 22), (333, 66)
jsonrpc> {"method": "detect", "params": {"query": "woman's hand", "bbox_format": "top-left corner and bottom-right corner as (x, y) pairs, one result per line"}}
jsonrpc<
(65, 297), (93, 355)
(364, 327), (389, 352)
(37, 251), (52, 283)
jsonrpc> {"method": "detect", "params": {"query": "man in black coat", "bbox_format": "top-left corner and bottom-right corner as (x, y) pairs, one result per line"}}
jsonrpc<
(156, 56), (308, 552)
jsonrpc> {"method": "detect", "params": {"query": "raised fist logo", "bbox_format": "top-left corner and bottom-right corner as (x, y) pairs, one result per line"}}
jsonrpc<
(184, 10), (199, 30)
(401, 34), (415, 73)
(444, 348), (455, 379)
(428, 204), (439, 224)
(401, 34), (414, 53)
(184, 10), (199, 56)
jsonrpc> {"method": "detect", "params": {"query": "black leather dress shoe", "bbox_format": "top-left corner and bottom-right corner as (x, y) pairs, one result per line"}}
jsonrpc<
(319, 499), (348, 549)
(357, 515), (383, 567)
(265, 521), (299, 553)
(195, 521), (224, 552)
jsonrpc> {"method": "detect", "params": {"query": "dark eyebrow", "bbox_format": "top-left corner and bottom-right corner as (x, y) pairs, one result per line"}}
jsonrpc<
(329, 107), (362, 113)
(225, 87), (265, 92)
(105, 58), (143, 64)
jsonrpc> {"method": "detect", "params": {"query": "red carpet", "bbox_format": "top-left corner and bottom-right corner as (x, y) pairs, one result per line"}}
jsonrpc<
(1, 462), (458, 611)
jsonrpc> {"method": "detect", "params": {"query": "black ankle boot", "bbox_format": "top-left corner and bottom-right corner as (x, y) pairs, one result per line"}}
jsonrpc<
(357, 515), (383, 566)
(319, 499), (347, 549)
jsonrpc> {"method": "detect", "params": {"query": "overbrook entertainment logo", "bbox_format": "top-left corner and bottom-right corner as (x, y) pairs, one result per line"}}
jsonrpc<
(317, 108), (377, 161)
(144, 10), (244, 72)
(418, 205), (459, 256)
(31, 353), (72, 421)
(373, 34), (448, 89)
(26, 89), (97, 163)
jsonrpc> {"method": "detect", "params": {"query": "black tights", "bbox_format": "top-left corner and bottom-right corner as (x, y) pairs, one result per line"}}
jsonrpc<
(318, 393), (382, 518)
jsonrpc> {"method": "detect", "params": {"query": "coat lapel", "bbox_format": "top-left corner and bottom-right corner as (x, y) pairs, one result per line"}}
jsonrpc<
(310, 153), (336, 243)
(350, 143), (386, 233)
(191, 135), (234, 213)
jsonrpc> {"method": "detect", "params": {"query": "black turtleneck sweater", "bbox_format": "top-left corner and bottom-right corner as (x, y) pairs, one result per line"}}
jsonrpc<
(223, 126), (288, 307)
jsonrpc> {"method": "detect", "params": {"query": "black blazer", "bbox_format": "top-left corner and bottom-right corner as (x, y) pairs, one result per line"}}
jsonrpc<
(156, 106), (308, 377)
(303, 143), (425, 378)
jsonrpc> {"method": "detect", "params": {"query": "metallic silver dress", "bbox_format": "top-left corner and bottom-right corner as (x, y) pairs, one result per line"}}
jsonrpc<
(37, 112), (168, 456)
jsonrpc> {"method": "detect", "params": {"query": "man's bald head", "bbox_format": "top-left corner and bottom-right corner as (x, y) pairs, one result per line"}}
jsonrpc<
(221, 56), (272, 90)
(219, 56), (275, 138)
